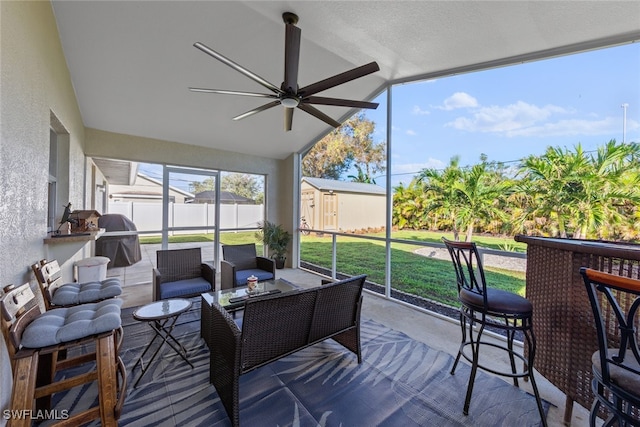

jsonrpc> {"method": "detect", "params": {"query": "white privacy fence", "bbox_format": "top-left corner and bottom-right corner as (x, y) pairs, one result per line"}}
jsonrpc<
(108, 202), (264, 233)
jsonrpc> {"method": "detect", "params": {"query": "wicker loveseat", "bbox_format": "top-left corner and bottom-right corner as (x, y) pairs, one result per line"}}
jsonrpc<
(206, 274), (366, 427)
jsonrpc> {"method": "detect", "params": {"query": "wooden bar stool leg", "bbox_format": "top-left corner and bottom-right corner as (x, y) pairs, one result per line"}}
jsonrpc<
(35, 351), (55, 411)
(96, 334), (118, 427)
(9, 354), (39, 427)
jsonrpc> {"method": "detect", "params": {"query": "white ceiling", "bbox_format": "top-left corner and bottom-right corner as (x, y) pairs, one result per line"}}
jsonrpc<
(51, 1), (640, 160)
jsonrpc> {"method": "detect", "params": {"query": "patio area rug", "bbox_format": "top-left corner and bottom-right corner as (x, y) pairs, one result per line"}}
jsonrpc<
(49, 301), (551, 426)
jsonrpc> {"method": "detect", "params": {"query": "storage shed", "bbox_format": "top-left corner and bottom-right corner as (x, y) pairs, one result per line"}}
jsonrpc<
(301, 177), (386, 233)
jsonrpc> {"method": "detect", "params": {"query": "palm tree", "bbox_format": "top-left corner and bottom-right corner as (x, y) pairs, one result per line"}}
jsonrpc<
(418, 157), (465, 240)
(519, 145), (589, 237)
(574, 140), (640, 238)
(519, 141), (640, 239)
(348, 164), (376, 184)
(392, 180), (429, 230)
(417, 156), (512, 241)
(454, 162), (513, 242)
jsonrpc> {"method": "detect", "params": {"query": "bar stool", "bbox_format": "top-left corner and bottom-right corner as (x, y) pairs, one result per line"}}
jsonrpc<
(580, 268), (640, 426)
(442, 238), (547, 426)
(32, 259), (121, 309)
(1, 283), (126, 426)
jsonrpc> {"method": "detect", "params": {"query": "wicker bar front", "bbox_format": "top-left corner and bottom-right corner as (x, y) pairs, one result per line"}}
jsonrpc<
(514, 235), (640, 424)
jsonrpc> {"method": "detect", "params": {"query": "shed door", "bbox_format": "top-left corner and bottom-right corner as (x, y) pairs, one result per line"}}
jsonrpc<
(322, 193), (337, 230)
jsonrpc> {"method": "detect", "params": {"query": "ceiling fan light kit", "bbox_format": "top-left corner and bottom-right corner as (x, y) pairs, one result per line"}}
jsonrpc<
(280, 97), (300, 108)
(190, 12), (380, 131)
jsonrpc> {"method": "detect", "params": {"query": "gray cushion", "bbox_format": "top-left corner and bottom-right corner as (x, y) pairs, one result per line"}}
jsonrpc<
(51, 278), (122, 306)
(159, 277), (212, 299)
(21, 298), (122, 348)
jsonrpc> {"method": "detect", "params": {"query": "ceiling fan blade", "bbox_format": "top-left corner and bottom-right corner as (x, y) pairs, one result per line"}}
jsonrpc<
(189, 88), (277, 98)
(283, 24), (301, 93)
(194, 42), (284, 95)
(233, 100), (281, 121)
(284, 107), (294, 131)
(298, 62), (380, 97)
(297, 104), (341, 128)
(303, 96), (379, 110)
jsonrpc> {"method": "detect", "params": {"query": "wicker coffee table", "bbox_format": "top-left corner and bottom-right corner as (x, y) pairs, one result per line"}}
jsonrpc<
(200, 279), (298, 348)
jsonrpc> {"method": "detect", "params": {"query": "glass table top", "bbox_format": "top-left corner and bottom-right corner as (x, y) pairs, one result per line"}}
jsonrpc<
(202, 279), (298, 310)
(133, 298), (192, 321)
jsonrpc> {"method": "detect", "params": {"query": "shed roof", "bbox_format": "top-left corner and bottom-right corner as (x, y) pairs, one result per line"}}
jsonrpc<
(302, 177), (386, 196)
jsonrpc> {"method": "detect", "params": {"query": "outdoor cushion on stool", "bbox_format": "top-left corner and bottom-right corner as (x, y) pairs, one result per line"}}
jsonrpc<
(50, 278), (122, 306)
(1, 283), (126, 426)
(32, 259), (122, 309)
(21, 298), (123, 348)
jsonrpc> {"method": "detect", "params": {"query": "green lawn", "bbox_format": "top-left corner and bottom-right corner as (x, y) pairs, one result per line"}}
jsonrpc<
(300, 231), (525, 307)
(139, 230), (525, 308)
(139, 232), (258, 245)
(383, 230), (527, 252)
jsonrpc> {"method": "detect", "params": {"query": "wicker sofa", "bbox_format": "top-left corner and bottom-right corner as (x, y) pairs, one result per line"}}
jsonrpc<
(206, 274), (366, 427)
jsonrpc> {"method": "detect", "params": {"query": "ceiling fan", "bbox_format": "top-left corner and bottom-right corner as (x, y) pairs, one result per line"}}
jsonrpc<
(189, 12), (380, 131)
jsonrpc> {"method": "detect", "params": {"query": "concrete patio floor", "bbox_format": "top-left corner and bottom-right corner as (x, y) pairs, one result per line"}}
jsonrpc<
(107, 243), (593, 426)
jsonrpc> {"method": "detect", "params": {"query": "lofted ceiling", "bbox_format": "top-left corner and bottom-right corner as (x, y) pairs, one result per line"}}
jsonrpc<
(51, 1), (640, 161)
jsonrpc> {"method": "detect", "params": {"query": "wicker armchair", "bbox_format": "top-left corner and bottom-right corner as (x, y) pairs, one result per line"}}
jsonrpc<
(207, 274), (366, 427)
(221, 243), (275, 289)
(153, 247), (215, 301)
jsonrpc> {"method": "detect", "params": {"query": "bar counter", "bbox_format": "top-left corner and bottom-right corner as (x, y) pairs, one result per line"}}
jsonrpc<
(514, 235), (640, 424)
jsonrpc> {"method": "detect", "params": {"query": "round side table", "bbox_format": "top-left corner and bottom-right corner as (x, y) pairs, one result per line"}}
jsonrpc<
(131, 298), (193, 387)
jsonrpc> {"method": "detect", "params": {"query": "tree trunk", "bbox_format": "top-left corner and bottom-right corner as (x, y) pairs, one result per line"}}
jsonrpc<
(466, 223), (474, 242)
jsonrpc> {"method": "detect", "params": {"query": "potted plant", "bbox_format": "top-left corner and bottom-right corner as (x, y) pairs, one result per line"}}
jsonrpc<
(256, 221), (291, 269)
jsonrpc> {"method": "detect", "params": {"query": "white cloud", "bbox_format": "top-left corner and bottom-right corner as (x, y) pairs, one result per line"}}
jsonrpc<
(440, 92), (478, 110)
(506, 117), (639, 138)
(412, 105), (430, 115)
(446, 101), (570, 135)
(406, 129), (417, 136)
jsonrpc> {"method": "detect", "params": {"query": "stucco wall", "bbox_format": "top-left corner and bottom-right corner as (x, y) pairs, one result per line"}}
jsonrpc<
(0, 1), (89, 422)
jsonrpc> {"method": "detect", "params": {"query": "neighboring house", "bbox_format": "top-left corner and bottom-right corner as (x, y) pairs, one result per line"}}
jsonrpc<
(108, 173), (193, 204)
(301, 177), (386, 232)
(189, 191), (255, 204)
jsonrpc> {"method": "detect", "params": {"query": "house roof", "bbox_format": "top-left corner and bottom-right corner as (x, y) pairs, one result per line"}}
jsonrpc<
(136, 173), (194, 198)
(302, 177), (386, 195)
(192, 191), (255, 204)
(51, 1), (640, 161)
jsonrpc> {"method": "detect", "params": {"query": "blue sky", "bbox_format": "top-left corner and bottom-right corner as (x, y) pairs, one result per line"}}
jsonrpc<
(363, 42), (640, 188)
